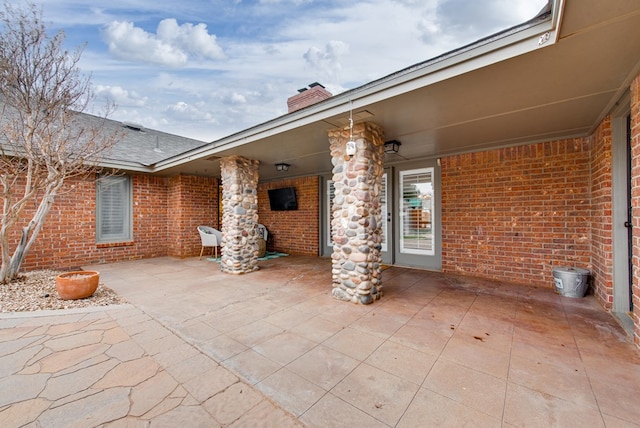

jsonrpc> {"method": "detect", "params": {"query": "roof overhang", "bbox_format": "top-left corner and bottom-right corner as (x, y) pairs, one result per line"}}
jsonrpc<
(124, 0), (640, 181)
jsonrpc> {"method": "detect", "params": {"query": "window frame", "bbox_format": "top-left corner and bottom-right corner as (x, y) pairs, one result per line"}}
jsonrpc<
(399, 167), (435, 256)
(96, 175), (133, 243)
(326, 179), (335, 247)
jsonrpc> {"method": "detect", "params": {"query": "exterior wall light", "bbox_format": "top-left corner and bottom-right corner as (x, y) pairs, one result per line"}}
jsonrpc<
(275, 163), (290, 171)
(346, 140), (357, 157)
(384, 140), (401, 154)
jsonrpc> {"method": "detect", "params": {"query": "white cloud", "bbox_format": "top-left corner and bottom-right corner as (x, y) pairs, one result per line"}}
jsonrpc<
(102, 21), (188, 66)
(164, 101), (216, 123)
(95, 85), (147, 107)
(278, 1), (438, 84)
(228, 92), (247, 105)
(303, 41), (349, 88)
(101, 18), (224, 67)
(157, 19), (225, 61)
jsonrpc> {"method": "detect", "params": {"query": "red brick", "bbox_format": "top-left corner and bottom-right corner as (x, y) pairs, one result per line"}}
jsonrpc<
(257, 176), (320, 255)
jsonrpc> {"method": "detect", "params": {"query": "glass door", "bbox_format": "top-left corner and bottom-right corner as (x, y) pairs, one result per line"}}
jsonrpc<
(322, 178), (335, 256)
(394, 163), (441, 269)
(381, 171), (392, 264)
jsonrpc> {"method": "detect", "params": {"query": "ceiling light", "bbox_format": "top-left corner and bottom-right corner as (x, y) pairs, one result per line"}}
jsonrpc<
(275, 163), (290, 172)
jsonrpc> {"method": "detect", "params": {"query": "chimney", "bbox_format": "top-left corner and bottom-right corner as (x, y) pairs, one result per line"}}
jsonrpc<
(287, 82), (332, 113)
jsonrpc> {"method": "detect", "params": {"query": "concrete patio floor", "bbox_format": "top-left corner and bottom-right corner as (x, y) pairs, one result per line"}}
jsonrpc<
(2, 255), (639, 427)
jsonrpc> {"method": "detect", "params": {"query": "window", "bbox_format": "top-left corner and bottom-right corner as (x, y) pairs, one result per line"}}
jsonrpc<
(399, 168), (434, 255)
(381, 172), (388, 252)
(326, 180), (335, 247)
(96, 175), (132, 242)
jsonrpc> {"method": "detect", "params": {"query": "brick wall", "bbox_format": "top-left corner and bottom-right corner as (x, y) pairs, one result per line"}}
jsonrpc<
(631, 73), (640, 346)
(257, 176), (320, 255)
(287, 85), (332, 113)
(590, 117), (614, 308)
(13, 173), (219, 271)
(441, 140), (591, 287)
(19, 174), (170, 271)
(167, 175), (219, 258)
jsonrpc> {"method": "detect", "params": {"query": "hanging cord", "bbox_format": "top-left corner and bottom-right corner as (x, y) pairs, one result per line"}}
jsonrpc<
(346, 100), (357, 159)
(349, 100), (353, 141)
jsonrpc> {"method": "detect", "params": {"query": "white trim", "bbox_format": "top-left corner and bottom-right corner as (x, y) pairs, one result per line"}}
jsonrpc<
(96, 175), (133, 243)
(399, 167), (435, 256)
(381, 173), (388, 253)
(326, 180), (335, 248)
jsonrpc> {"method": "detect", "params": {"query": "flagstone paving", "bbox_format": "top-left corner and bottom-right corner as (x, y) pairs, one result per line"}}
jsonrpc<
(2, 255), (640, 427)
(0, 305), (302, 427)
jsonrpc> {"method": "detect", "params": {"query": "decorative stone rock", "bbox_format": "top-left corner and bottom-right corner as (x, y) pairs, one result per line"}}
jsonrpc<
(342, 261), (356, 271)
(343, 280), (356, 289)
(220, 156), (260, 274)
(332, 288), (352, 302)
(359, 295), (373, 305)
(328, 122), (384, 305)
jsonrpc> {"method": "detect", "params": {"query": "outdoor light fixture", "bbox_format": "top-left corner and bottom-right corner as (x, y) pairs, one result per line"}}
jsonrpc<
(346, 101), (357, 158)
(346, 140), (357, 157)
(275, 163), (290, 172)
(384, 140), (401, 154)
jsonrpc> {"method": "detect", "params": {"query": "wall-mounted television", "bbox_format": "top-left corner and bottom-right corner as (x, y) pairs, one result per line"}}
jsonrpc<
(268, 187), (298, 211)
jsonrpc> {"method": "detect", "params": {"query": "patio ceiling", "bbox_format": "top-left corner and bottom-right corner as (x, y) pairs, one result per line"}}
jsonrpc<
(156, 0), (640, 181)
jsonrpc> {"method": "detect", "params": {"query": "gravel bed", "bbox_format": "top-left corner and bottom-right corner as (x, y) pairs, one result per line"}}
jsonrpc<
(0, 270), (127, 312)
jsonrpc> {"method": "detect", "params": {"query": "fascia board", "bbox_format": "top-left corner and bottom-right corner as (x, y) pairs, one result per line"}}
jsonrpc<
(95, 159), (154, 173)
(344, 23), (559, 111)
(0, 146), (154, 173)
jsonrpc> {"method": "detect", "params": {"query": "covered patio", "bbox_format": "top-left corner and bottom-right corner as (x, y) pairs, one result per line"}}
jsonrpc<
(84, 256), (640, 426)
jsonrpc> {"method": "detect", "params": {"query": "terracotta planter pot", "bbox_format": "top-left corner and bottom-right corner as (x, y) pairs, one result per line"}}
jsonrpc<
(56, 271), (100, 300)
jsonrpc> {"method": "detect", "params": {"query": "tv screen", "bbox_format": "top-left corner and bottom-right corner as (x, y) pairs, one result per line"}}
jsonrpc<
(268, 187), (297, 211)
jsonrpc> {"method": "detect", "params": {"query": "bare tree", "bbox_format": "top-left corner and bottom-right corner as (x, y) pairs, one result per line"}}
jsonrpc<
(0, 2), (120, 283)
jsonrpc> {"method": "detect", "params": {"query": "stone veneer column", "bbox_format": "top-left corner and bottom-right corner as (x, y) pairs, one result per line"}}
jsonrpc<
(220, 156), (260, 274)
(328, 122), (385, 304)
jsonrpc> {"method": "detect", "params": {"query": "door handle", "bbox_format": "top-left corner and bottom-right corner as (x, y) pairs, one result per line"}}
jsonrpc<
(624, 221), (632, 228)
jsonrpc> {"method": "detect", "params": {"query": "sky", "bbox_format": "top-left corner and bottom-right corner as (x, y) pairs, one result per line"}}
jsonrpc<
(35, 0), (548, 142)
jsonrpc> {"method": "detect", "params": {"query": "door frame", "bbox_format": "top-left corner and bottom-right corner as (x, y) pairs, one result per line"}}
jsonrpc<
(392, 159), (442, 270)
(611, 92), (633, 326)
(381, 169), (393, 264)
(321, 175), (333, 257)
(321, 159), (443, 271)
